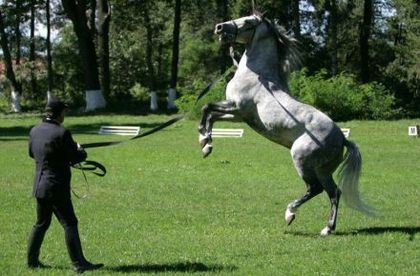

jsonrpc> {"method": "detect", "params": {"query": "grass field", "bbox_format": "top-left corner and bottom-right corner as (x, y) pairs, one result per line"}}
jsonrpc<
(0, 113), (419, 275)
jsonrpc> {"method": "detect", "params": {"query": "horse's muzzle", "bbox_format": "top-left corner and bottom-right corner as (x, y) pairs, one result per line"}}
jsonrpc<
(214, 23), (236, 44)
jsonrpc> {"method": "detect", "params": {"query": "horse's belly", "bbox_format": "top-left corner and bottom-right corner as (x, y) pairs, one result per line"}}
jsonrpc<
(244, 116), (298, 149)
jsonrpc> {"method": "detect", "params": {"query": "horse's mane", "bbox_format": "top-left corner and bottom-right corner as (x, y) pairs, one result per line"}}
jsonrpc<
(259, 15), (301, 80)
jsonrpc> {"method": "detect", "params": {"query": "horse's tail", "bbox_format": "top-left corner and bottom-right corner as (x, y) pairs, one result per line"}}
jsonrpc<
(337, 139), (376, 216)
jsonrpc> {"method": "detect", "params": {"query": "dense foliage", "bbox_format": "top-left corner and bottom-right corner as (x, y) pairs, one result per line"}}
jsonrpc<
(289, 69), (398, 121)
(0, 0), (419, 119)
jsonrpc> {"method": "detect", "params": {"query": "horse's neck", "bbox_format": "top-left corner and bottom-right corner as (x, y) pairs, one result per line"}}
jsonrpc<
(234, 36), (283, 83)
(235, 38), (289, 92)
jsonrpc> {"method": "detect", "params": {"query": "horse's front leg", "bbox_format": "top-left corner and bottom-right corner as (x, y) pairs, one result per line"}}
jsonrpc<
(198, 100), (239, 157)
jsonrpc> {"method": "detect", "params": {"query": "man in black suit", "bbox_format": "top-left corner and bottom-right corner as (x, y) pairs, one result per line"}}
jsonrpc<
(27, 100), (103, 273)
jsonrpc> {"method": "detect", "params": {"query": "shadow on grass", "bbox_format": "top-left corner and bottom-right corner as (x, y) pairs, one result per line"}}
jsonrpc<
(0, 126), (32, 138)
(286, 226), (420, 240)
(106, 262), (237, 273)
(0, 120), (176, 139)
(348, 226), (420, 241)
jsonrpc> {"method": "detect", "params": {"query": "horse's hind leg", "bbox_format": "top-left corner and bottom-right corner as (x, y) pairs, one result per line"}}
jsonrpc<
(285, 171), (323, 225)
(317, 174), (341, 236)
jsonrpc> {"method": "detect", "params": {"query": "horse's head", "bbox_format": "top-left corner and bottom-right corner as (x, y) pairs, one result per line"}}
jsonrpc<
(215, 14), (301, 78)
(214, 14), (263, 45)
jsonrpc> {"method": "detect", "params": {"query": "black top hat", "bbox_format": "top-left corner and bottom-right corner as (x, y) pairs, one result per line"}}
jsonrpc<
(45, 100), (68, 113)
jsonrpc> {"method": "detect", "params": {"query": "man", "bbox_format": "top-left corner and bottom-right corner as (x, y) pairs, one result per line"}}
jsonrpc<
(27, 100), (103, 273)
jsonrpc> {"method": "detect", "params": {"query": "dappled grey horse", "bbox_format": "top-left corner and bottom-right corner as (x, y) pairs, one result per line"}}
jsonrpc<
(198, 13), (374, 236)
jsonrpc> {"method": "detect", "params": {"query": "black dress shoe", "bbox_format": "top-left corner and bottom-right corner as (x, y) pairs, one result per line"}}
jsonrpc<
(28, 261), (50, 269)
(74, 262), (104, 274)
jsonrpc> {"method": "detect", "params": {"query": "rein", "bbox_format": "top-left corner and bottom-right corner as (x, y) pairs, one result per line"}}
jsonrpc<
(80, 116), (183, 149)
(70, 116), (182, 198)
(71, 68), (233, 197)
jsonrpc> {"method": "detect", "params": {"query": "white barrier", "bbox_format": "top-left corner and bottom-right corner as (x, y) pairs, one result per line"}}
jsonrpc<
(99, 126), (140, 136)
(212, 128), (244, 138)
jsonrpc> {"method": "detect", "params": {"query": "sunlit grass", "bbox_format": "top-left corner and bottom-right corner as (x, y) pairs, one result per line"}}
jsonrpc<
(1, 114), (419, 275)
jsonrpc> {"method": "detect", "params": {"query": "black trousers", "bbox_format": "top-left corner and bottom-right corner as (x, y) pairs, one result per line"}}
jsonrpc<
(34, 197), (78, 229)
(27, 196), (79, 265)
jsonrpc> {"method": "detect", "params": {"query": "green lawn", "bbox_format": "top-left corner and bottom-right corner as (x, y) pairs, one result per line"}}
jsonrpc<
(1, 114), (419, 275)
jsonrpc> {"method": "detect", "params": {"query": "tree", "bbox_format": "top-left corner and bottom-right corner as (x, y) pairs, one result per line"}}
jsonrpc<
(216, 0), (230, 73)
(46, 0), (53, 101)
(61, 0), (106, 111)
(291, 0), (301, 41)
(383, 0), (420, 115)
(359, 0), (373, 83)
(327, 0), (338, 75)
(167, 0), (181, 110)
(97, 0), (111, 99)
(142, 1), (158, 111)
(30, 0), (37, 98)
(0, 8), (22, 112)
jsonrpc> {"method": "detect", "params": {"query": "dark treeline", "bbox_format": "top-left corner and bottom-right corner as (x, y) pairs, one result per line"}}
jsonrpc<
(0, 0), (419, 118)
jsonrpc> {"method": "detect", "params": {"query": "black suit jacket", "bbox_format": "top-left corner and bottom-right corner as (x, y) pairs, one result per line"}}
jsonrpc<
(29, 119), (87, 199)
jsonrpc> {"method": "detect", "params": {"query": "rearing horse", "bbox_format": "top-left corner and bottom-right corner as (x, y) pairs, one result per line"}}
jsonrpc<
(198, 13), (374, 236)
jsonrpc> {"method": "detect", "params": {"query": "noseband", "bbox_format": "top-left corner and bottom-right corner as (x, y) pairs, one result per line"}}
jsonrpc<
(230, 15), (262, 43)
(228, 15), (262, 67)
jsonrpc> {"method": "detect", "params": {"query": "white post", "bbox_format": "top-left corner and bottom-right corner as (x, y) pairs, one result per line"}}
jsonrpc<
(85, 89), (106, 111)
(150, 91), (158, 111)
(167, 88), (177, 109)
(47, 91), (54, 104)
(11, 90), (21, 112)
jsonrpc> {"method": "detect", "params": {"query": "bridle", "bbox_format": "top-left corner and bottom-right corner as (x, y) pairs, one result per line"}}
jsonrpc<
(227, 14), (262, 67)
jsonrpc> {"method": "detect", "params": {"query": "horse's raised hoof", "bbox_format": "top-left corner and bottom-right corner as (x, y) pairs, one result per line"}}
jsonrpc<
(320, 226), (332, 236)
(202, 143), (213, 158)
(199, 133), (210, 148)
(285, 208), (296, 226)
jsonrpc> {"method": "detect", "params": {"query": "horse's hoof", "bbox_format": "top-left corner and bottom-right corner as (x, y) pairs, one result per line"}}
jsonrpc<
(199, 134), (210, 148)
(202, 144), (213, 158)
(285, 208), (296, 225)
(320, 226), (332, 236)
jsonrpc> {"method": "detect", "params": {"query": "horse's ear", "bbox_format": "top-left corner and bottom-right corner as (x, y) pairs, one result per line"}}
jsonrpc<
(253, 10), (264, 19)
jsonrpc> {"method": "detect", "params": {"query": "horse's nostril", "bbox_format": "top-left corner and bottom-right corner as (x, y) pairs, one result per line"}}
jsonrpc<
(215, 24), (223, 34)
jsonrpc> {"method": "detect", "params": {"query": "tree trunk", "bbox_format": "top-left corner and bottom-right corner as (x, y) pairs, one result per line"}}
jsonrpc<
(216, 0), (229, 73)
(291, 0), (301, 41)
(143, 4), (158, 111)
(167, 0), (181, 110)
(329, 0), (338, 76)
(88, 0), (96, 37)
(0, 10), (21, 112)
(97, 0), (111, 98)
(30, 0), (38, 99)
(15, 0), (21, 66)
(46, 0), (53, 100)
(359, 0), (373, 83)
(61, 0), (106, 111)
